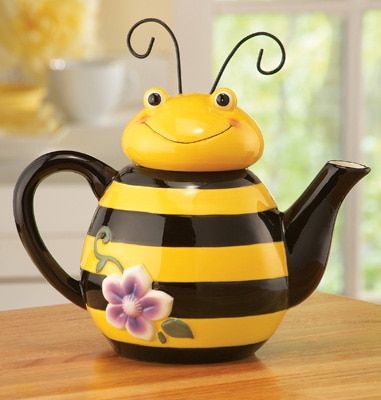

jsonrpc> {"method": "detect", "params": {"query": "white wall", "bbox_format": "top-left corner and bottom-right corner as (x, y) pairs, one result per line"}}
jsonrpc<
(98, 0), (174, 55)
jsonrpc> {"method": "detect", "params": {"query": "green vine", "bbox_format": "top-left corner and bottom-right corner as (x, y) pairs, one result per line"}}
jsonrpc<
(94, 226), (123, 273)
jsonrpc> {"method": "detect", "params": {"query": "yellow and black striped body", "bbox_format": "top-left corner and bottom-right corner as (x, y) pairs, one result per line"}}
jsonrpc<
(80, 166), (289, 362)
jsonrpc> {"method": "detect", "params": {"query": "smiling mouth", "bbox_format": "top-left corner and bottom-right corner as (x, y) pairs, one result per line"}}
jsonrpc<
(143, 122), (232, 144)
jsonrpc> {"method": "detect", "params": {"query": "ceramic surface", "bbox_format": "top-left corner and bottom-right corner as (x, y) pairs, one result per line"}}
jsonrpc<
(13, 19), (370, 364)
(13, 153), (369, 362)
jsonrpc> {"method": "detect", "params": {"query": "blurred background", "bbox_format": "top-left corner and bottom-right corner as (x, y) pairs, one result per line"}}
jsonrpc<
(0, 0), (380, 309)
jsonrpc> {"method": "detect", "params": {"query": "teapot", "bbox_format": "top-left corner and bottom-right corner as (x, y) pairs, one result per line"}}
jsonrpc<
(13, 19), (370, 363)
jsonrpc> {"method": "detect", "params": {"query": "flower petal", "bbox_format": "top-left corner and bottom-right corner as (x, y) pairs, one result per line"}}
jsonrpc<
(121, 265), (152, 299)
(106, 304), (127, 329)
(140, 290), (174, 321)
(102, 275), (125, 304)
(126, 316), (155, 341)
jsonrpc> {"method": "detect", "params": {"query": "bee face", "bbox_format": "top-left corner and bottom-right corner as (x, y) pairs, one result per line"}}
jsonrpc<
(122, 87), (264, 172)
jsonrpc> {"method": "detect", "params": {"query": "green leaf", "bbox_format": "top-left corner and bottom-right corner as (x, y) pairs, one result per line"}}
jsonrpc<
(157, 331), (167, 344)
(161, 319), (194, 339)
(96, 258), (107, 272)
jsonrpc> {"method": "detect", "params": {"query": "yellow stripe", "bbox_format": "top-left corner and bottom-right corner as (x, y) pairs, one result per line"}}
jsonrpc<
(81, 236), (288, 281)
(99, 181), (276, 215)
(87, 306), (286, 348)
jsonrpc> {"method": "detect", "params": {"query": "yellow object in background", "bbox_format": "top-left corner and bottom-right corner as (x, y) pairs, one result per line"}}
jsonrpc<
(0, 83), (60, 135)
(0, 0), (98, 134)
(0, 0), (98, 82)
(0, 83), (44, 110)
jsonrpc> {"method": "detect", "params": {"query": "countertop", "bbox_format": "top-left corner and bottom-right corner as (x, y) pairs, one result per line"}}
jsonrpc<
(1, 292), (380, 399)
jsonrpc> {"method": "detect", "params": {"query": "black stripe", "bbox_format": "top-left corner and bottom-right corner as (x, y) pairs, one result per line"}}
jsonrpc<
(109, 339), (267, 363)
(115, 165), (260, 189)
(88, 207), (283, 247)
(154, 279), (288, 317)
(81, 271), (288, 318)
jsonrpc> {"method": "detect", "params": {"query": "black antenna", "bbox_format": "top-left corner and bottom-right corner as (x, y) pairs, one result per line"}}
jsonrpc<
(126, 18), (183, 94)
(210, 32), (286, 94)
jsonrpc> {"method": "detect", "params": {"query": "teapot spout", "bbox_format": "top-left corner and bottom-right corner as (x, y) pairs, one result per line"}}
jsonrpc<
(283, 161), (370, 307)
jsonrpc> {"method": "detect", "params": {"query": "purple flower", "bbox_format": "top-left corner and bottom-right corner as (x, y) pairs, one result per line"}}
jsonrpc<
(102, 265), (173, 341)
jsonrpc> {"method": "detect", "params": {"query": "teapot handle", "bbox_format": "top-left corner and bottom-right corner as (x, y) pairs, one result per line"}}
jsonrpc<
(13, 151), (117, 309)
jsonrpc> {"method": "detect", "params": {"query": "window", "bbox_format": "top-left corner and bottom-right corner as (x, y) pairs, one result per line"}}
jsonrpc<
(210, 0), (381, 300)
(213, 11), (344, 293)
(173, 0), (380, 300)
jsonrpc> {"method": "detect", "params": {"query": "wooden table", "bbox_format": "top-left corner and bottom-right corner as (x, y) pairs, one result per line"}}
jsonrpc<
(1, 293), (380, 399)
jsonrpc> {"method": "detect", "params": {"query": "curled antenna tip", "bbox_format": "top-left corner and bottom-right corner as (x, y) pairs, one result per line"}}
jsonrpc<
(127, 36), (155, 59)
(126, 18), (183, 93)
(210, 31), (286, 93)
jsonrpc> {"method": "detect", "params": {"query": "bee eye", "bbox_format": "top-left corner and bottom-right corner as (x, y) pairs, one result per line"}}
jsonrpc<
(215, 92), (231, 107)
(144, 88), (168, 108)
(147, 92), (162, 106)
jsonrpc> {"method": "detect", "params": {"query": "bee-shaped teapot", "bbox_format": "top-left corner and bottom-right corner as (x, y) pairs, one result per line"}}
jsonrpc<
(14, 18), (370, 363)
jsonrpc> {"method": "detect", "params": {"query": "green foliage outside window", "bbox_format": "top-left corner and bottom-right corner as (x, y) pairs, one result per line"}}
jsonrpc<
(213, 11), (380, 296)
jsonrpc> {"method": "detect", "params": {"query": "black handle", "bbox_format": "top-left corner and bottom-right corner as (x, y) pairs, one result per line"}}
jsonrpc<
(13, 151), (117, 309)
